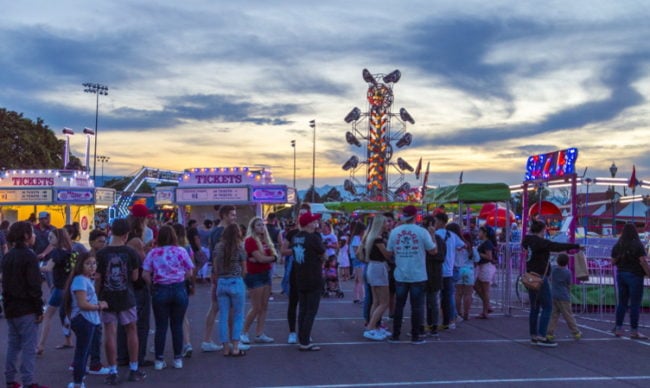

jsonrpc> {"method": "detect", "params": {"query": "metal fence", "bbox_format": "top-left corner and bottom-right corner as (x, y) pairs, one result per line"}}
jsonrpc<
(492, 241), (650, 322)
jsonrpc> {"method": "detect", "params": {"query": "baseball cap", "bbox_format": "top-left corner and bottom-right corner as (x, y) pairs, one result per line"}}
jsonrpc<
(401, 205), (418, 221)
(299, 212), (321, 227)
(38, 211), (50, 219)
(130, 203), (150, 218)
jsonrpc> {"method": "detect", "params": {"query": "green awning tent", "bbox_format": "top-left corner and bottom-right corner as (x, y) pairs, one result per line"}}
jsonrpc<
(424, 183), (511, 204)
(322, 201), (417, 213)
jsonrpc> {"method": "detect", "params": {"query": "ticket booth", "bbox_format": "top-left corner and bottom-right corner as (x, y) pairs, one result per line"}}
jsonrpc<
(0, 169), (115, 244)
(155, 167), (297, 227)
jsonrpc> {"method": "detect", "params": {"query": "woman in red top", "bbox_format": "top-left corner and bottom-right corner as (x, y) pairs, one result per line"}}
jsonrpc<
(240, 217), (278, 344)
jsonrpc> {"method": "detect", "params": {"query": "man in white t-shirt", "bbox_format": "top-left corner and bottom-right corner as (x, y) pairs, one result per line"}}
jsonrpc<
(386, 205), (436, 344)
(434, 213), (466, 329)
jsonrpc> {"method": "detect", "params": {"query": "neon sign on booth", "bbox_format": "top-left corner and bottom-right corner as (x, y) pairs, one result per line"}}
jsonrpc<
(525, 148), (578, 181)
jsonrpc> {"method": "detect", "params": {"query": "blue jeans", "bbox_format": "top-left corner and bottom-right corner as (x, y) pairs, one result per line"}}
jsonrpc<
(528, 277), (552, 337)
(217, 277), (246, 343)
(281, 255), (293, 295)
(441, 276), (455, 325)
(393, 281), (426, 340)
(71, 315), (97, 384)
(5, 314), (39, 386)
(152, 282), (188, 360)
(425, 290), (440, 331)
(616, 271), (644, 330)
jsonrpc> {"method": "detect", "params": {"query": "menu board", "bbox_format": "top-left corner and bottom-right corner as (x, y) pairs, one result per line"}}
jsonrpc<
(0, 189), (53, 203)
(177, 187), (249, 204)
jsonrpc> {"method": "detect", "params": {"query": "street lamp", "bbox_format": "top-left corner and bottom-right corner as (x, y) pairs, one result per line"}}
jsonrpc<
(97, 155), (110, 186)
(310, 120), (316, 202)
(609, 162), (617, 235)
(83, 82), (109, 182)
(290, 140), (296, 190)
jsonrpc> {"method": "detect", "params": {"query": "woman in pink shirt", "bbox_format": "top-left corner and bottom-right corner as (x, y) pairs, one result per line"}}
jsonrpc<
(142, 225), (194, 370)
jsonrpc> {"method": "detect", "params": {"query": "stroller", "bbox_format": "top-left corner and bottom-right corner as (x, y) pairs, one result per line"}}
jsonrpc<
(322, 257), (344, 298)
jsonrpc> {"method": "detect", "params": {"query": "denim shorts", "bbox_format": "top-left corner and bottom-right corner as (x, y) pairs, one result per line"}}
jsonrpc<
(244, 270), (271, 289)
(47, 287), (64, 307)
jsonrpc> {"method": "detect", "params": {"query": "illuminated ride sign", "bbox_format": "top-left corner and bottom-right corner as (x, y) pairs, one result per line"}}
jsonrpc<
(525, 148), (578, 181)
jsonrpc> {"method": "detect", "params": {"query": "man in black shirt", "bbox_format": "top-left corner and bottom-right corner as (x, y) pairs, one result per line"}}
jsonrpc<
(95, 219), (146, 384)
(291, 212), (325, 351)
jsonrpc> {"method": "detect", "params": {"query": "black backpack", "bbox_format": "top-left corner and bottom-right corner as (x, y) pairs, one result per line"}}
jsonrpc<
(426, 231), (448, 291)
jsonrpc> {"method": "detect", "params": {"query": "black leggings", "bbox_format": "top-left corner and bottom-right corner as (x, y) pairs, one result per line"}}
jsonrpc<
(287, 270), (299, 332)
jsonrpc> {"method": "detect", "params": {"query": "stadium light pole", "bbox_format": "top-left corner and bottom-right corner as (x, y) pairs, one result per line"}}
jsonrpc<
(98, 155), (110, 186)
(310, 120), (316, 202)
(83, 82), (109, 182)
(291, 140), (296, 190)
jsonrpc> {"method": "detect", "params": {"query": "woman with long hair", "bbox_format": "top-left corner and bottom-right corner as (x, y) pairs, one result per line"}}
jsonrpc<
(37, 227), (74, 354)
(241, 217), (277, 344)
(611, 223), (648, 339)
(453, 229), (478, 321)
(63, 252), (108, 388)
(142, 225), (194, 370)
(522, 220), (580, 347)
(362, 214), (392, 341)
(172, 223), (196, 357)
(214, 223), (248, 356)
(473, 226), (496, 320)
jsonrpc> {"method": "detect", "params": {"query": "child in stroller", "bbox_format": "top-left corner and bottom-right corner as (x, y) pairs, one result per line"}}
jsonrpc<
(322, 256), (344, 298)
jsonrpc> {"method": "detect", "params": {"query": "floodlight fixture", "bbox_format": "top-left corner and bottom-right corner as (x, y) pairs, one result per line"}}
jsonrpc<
(345, 131), (362, 147)
(83, 127), (95, 136)
(62, 127), (75, 135)
(399, 108), (415, 124)
(344, 179), (357, 195)
(383, 69), (401, 84)
(362, 68), (377, 85)
(396, 133), (412, 148)
(397, 157), (414, 172)
(342, 155), (359, 171)
(344, 107), (361, 123)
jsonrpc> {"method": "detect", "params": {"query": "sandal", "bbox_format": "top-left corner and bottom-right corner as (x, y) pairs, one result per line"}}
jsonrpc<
(230, 350), (246, 357)
(631, 333), (648, 340)
(36, 347), (44, 356)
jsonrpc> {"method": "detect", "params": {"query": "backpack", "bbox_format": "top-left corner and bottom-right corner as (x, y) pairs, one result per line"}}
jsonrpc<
(426, 231), (448, 291)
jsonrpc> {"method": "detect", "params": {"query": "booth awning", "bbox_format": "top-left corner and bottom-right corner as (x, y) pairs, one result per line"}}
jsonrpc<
(424, 183), (511, 204)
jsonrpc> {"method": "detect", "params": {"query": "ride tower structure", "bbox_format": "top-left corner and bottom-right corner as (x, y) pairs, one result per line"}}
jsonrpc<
(342, 68), (416, 201)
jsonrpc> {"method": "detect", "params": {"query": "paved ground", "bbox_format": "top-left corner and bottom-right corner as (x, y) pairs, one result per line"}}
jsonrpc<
(2, 269), (650, 388)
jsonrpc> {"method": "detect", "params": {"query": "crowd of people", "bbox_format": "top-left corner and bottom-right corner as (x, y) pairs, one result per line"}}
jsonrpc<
(1, 204), (648, 387)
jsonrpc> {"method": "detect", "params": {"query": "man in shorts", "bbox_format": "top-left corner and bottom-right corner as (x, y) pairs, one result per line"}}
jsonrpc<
(95, 219), (147, 385)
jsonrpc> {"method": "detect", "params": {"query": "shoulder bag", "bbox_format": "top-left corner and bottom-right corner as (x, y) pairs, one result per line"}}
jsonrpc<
(522, 260), (550, 292)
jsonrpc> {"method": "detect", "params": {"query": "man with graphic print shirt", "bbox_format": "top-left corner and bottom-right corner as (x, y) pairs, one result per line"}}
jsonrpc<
(291, 212), (325, 351)
(95, 219), (146, 385)
(386, 205), (437, 344)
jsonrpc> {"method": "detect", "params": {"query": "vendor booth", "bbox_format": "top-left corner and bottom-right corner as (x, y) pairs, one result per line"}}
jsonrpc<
(0, 169), (116, 243)
(155, 167), (297, 226)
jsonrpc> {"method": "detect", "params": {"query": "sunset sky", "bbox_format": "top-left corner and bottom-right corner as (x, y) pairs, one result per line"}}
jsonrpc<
(1, 0), (649, 193)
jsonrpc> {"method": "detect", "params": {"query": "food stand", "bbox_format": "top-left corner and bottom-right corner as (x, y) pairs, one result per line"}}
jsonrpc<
(0, 169), (116, 243)
(155, 167), (297, 225)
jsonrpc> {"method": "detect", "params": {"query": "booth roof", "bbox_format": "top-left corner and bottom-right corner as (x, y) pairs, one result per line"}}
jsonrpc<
(424, 183), (511, 204)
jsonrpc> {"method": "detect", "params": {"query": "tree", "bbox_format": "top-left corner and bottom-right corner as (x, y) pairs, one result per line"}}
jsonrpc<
(0, 108), (84, 170)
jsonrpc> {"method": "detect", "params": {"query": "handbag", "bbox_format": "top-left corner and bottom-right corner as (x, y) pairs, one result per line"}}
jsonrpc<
(521, 271), (544, 291)
(574, 250), (589, 281)
(522, 259), (550, 292)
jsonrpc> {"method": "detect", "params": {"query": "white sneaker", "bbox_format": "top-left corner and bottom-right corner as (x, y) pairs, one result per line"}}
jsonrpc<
(173, 358), (183, 369)
(287, 332), (298, 344)
(449, 323), (456, 330)
(237, 342), (251, 351)
(200, 341), (223, 352)
(182, 343), (193, 358)
(68, 383), (86, 388)
(378, 327), (392, 337)
(363, 329), (386, 341)
(240, 333), (251, 344)
(154, 360), (166, 370)
(255, 333), (274, 343)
